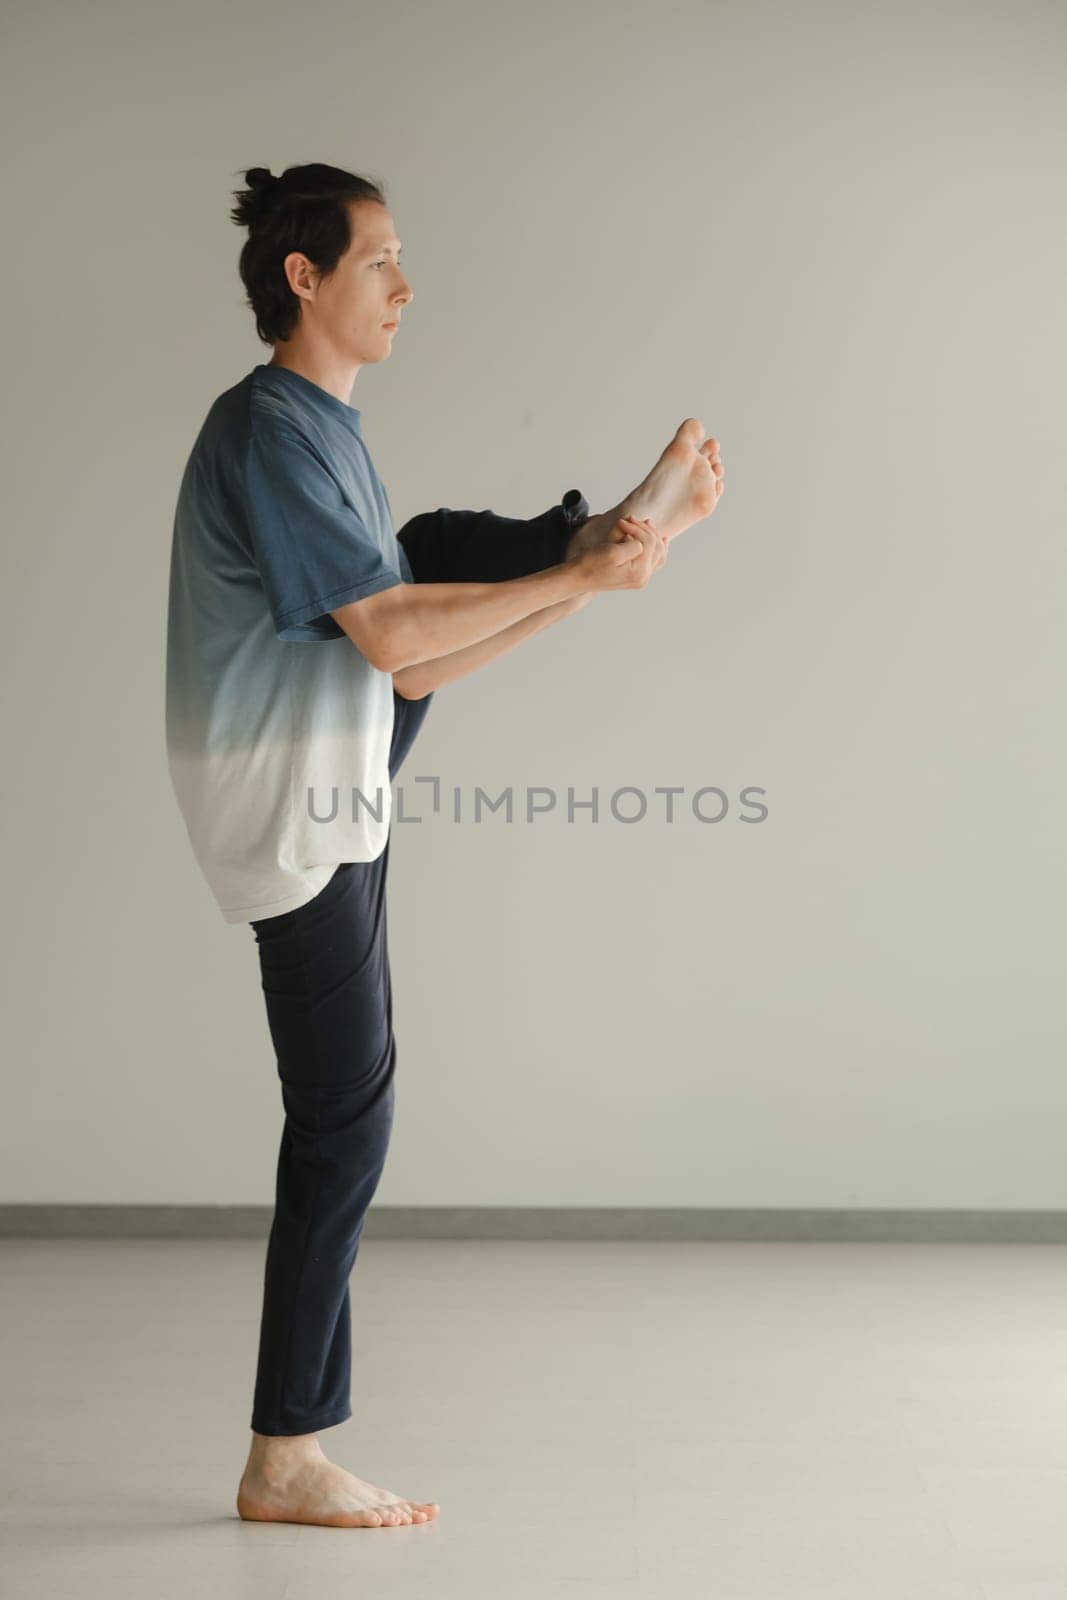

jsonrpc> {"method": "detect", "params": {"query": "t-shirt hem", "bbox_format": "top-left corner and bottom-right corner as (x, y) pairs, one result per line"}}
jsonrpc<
(219, 867), (337, 925)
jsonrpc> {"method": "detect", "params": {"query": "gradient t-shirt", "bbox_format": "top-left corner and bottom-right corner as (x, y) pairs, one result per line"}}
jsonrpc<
(165, 362), (412, 924)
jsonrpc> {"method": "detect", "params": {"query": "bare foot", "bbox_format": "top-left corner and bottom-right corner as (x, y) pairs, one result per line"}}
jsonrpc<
(572, 420), (724, 556)
(237, 1438), (440, 1529)
(619, 418), (723, 541)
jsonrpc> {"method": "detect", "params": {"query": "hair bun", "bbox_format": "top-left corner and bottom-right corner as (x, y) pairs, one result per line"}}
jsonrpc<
(230, 167), (284, 230)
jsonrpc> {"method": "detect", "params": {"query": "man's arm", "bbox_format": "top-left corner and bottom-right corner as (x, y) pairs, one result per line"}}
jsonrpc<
(388, 506), (624, 697)
(329, 561), (591, 674)
(392, 593), (590, 699)
(370, 490), (618, 686)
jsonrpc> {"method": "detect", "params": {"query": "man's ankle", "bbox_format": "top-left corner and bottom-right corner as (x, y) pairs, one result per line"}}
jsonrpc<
(249, 1429), (322, 1461)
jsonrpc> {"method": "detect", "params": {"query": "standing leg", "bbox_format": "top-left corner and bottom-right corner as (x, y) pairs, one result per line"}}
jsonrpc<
(248, 843), (396, 1437)
(246, 676), (433, 1435)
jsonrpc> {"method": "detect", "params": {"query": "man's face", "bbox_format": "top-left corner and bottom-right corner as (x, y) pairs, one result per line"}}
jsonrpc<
(297, 200), (413, 363)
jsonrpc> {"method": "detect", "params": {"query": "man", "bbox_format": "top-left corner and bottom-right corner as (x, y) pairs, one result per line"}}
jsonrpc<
(165, 162), (724, 1530)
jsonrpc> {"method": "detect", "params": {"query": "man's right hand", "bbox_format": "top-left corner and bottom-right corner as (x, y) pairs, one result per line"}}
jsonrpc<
(572, 515), (667, 593)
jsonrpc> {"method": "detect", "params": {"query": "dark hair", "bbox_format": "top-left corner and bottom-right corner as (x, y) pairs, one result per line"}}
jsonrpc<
(230, 163), (388, 345)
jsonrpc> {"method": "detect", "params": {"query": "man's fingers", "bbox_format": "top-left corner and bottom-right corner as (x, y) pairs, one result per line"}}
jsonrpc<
(625, 516), (658, 543)
(616, 517), (648, 557)
(610, 515), (667, 580)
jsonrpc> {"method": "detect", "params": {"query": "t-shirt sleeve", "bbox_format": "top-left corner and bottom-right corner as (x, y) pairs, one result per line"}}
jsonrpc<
(244, 422), (406, 642)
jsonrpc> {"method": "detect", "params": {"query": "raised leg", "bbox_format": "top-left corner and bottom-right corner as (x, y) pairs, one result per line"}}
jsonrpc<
(395, 489), (590, 584)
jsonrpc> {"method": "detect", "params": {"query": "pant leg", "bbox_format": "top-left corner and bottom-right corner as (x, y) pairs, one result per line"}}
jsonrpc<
(248, 842), (396, 1436)
(389, 684), (432, 779)
(396, 488), (590, 585)
(247, 695), (429, 1435)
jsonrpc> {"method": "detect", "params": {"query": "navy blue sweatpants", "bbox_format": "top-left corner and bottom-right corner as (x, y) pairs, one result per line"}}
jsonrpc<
(247, 490), (589, 1436)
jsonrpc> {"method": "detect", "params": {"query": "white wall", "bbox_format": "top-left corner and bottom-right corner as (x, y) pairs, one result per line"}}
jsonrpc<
(2, 0), (1063, 1207)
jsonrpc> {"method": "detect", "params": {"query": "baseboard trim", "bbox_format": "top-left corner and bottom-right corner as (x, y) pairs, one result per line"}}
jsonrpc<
(1, 1206), (1066, 1242)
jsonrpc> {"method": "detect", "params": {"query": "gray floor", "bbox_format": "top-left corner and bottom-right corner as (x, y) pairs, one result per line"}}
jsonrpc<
(2, 1237), (1065, 1599)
